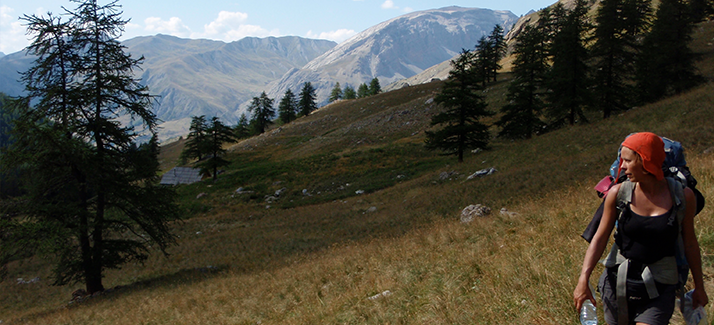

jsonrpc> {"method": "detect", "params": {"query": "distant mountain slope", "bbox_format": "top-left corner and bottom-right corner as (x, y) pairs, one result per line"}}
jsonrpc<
(263, 6), (518, 106)
(123, 35), (336, 140)
(384, 0), (605, 91)
(0, 35), (336, 140)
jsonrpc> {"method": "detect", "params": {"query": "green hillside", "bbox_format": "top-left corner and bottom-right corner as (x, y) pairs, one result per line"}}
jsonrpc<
(1, 20), (713, 325)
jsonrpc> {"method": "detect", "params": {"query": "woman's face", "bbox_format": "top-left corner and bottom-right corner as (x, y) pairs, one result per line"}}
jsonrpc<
(620, 147), (648, 181)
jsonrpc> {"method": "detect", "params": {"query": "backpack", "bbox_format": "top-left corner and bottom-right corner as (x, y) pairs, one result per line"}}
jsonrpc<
(581, 136), (705, 242)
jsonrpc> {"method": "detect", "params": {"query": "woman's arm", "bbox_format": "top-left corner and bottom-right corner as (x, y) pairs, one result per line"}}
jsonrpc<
(682, 187), (709, 308)
(574, 183), (620, 312)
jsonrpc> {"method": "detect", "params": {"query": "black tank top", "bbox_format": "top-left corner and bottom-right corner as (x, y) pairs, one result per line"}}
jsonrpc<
(615, 206), (678, 264)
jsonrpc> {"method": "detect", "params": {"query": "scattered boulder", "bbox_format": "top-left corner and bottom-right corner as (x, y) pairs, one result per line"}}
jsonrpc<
(234, 188), (255, 196)
(275, 187), (287, 197)
(467, 167), (497, 180)
(16, 277), (40, 285)
(196, 192), (208, 199)
(302, 189), (312, 196)
(71, 289), (88, 301)
(355, 190), (365, 195)
(500, 207), (519, 218)
(439, 171), (458, 181)
(461, 204), (491, 223)
(368, 290), (393, 301)
(366, 206), (378, 213)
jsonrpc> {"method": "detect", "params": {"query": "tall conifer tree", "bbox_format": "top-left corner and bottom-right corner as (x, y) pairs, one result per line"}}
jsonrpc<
(197, 117), (236, 181)
(278, 89), (297, 124)
(234, 113), (250, 139)
(343, 85), (357, 100)
(298, 82), (317, 116)
(487, 25), (506, 82)
(475, 36), (493, 87)
(248, 92), (275, 134)
(329, 82), (343, 102)
(368, 78), (381, 96)
(425, 50), (492, 162)
(2, 0), (178, 294)
(591, 0), (651, 118)
(497, 24), (549, 139)
(545, 0), (592, 127)
(357, 83), (370, 98)
(636, 0), (702, 103)
(181, 115), (210, 162)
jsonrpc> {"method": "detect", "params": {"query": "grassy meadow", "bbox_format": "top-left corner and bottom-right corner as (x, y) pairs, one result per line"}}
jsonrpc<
(2, 20), (714, 325)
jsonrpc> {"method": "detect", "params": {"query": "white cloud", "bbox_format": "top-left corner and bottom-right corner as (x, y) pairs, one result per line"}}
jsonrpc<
(202, 11), (248, 36)
(306, 29), (357, 43)
(403, 7), (414, 13)
(0, 6), (31, 54)
(144, 16), (192, 38)
(125, 22), (141, 31)
(381, 0), (397, 9)
(195, 11), (278, 42)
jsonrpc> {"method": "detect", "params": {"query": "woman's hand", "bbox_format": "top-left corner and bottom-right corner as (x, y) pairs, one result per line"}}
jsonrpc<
(573, 278), (595, 313)
(691, 288), (709, 308)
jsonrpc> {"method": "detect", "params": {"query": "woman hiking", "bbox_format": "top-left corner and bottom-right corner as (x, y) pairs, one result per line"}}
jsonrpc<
(573, 132), (708, 325)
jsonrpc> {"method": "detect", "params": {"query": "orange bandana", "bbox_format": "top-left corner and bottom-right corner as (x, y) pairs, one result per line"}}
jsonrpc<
(620, 132), (665, 180)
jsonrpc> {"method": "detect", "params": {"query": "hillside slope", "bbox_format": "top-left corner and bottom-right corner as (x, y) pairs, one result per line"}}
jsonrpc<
(1, 20), (713, 325)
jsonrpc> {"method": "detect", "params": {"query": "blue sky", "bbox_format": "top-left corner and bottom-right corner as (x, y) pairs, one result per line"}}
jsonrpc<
(0, 0), (557, 54)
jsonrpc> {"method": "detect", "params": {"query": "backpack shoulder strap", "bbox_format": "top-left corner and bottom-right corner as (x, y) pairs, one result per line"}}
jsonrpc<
(616, 180), (635, 215)
(666, 177), (686, 226)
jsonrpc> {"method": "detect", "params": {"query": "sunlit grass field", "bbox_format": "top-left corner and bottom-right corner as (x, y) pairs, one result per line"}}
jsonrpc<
(1, 20), (713, 325)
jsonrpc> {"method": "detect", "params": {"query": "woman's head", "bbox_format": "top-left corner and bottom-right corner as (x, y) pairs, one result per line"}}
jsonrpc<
(619, 132), (665, 181)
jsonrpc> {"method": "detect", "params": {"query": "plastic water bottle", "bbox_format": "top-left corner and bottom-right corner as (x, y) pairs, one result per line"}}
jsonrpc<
(580, 300), (598, 325)
(682, 290), (708, 325)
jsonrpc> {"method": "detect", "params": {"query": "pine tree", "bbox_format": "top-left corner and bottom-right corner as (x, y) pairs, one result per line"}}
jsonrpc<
(487, 25), (507, 82)
(368, 78), (381, 96)
(278, 89), (297, 124)
(689, 0), (714, 22)
(196, 117), (236, 181)
(343, 85), (357, 99)
(357, 83), (370, 98)
(425, 49), (493, 162)
(329, 82), (343, 103)
(1, 0), (178, 294)
(474, 36), (493, 87)
(545, 0), (593, 128)
(248, 92), (275, 134)
(298, 82), (317, 116)
(591, 0), (651, 118)
(636, 0), (701, 103)
(234, 113), (250, 139)
(181, 115), (210, 162)
(0, 93), (22, 198)
(496, 24), (549, 139)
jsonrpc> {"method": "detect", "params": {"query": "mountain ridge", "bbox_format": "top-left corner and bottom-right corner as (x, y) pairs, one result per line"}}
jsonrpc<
(0, 35), (336, 140)
(261, 6), (519, 107)
(1, 6), (520, 141)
